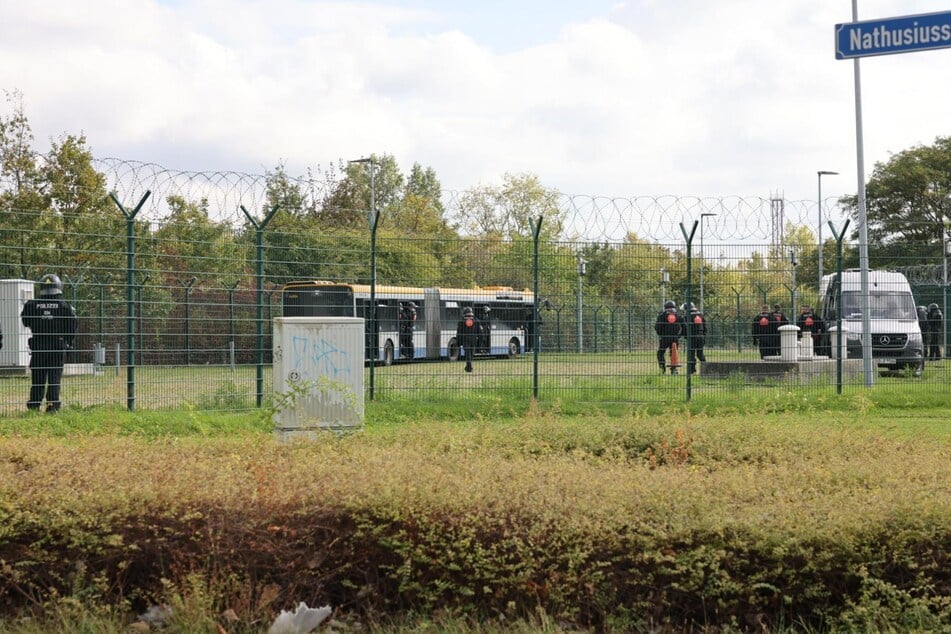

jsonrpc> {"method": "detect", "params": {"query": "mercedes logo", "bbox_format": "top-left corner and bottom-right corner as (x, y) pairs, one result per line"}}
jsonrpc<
(879, 336), (890, 345)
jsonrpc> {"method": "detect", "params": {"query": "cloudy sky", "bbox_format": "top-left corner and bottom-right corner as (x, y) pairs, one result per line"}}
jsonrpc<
(2, 0), (950, 207)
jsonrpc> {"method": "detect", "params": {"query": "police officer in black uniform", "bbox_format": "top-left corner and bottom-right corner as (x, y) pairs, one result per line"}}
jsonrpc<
(682, 302), (707, 374)
(456, 306), (482, 373)
(796, 304), (826, 354)
(926, 302), (944, 360)
(477, 305), (491, 354)
(398, 301), (417, 360)
(20, 273), (78, 412)
(655, 300), (685, 374)
(768, 304), (789, 356)
(752, 304), (772, 359)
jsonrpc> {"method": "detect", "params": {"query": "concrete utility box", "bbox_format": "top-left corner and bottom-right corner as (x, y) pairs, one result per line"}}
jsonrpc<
(272, 317), (364, 440)
(0, 279), (34, 372)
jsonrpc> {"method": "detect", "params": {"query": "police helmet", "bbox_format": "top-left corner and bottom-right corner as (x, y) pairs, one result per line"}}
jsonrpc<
(38, 273), (63, 297)
(463, 306), (474, 316)
(929, 303), (939, 311)
(664, 300), (676, 310)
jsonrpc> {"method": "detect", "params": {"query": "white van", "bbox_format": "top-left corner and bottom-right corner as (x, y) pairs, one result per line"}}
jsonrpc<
(819, 269), (924, 376)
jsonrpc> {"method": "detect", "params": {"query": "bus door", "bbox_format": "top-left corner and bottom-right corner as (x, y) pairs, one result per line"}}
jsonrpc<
(357, 299), (376, 362)
(424, 288), (441, 358)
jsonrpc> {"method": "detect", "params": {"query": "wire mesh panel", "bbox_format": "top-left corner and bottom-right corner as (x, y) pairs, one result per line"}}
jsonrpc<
(2, 159), (950, 414)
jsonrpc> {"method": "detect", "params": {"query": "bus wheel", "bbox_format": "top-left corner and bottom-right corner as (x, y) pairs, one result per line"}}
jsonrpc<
(448, 339), (460, 361)
(383, 341), (395, 366)
(508, 338), (520, 358)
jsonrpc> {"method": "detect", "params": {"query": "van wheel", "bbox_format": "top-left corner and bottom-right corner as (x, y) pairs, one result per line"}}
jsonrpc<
(508, 338), (520, 357)
(383, 341), (395, 366)
(448, 339), (460, 361)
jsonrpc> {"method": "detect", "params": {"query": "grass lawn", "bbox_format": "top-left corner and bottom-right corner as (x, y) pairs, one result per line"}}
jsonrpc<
(1, 389), (949, 632)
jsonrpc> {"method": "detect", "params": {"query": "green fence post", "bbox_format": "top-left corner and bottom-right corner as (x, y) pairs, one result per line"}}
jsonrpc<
(731, 287), (742, 352)
(532, 216), (542, 400)
(110, 191), (150, 412)
(225, 281), (240, 368)
(178, 276), (197, 365)
(829, 220), (851, 395)
(945, 283), (950, 359)
(680, 220), (698, 401)
(240, 204), (279, 408)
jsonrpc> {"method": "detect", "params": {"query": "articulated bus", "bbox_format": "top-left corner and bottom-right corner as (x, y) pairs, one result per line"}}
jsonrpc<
(281, 281), (538, 365)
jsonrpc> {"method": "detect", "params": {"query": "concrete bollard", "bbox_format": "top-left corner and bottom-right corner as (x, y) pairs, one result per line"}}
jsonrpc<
(799, 331), (814, 359)
(779, 324), (800, 362)
(828, 326), (849, 360)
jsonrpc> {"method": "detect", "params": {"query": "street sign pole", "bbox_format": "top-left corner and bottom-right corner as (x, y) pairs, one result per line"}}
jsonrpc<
(835, 7), (951, 386)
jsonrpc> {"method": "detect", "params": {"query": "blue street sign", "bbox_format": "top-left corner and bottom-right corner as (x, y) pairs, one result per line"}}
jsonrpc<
(836, 10), (951, 59)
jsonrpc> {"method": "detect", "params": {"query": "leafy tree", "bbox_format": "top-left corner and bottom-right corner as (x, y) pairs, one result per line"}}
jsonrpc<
(43, 133), (118, 274)
(840, 135), (951, 263)
(319, 154), (404, 231)
(0, 93), (119, 282)
(391, 163), (452, 235)
(153, 195), (246, 286)
(0, 90), (45, 277)
(454, 173), (563, 240)
(265, 162), (316, 217)
(0, 90), (41, 203)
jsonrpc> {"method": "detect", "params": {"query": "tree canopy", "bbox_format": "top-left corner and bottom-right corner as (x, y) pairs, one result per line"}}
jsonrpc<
(840, 135), (951, 257)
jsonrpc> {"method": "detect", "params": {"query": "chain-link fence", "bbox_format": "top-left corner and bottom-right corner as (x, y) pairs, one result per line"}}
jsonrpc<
(3, 190), (950, 416)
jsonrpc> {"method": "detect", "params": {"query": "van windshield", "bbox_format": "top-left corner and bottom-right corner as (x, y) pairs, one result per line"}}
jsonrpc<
(840, 291), (916, 320)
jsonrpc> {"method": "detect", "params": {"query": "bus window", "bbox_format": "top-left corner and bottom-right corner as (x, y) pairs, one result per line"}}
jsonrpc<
(443, 302), (461, 330)
(283, 286), (353, 317)
(376, 301), (399, 332)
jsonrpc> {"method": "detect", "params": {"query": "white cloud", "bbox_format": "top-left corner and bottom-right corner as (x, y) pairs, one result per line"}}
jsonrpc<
(1, 0), (949, 207)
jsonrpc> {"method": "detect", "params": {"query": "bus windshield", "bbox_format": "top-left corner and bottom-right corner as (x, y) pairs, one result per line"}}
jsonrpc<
(840, 291), (916, 320)
(283, 286), (354, 317)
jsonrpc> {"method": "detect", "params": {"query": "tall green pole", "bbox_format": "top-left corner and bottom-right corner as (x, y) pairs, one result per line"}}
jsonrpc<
(110, 191), (151, 411)
(532, 216), (543, 400)
(829, 220), (850, 395)
(680, 221), (698, 401)
(241, 204), (279, 407)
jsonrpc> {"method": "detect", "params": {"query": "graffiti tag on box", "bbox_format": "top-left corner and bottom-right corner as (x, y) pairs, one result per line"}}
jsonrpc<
(289, 335), (352, 380)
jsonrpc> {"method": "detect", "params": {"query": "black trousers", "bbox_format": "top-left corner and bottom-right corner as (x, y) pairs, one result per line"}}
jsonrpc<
(399, 330), (414, 359)
(686, 339), (706, 371)
(28, 350), (66, 411)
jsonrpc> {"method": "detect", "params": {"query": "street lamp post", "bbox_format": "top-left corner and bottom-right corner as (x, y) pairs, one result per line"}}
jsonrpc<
(699, 213), (716, 311)
(817, 170), (839, 287)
